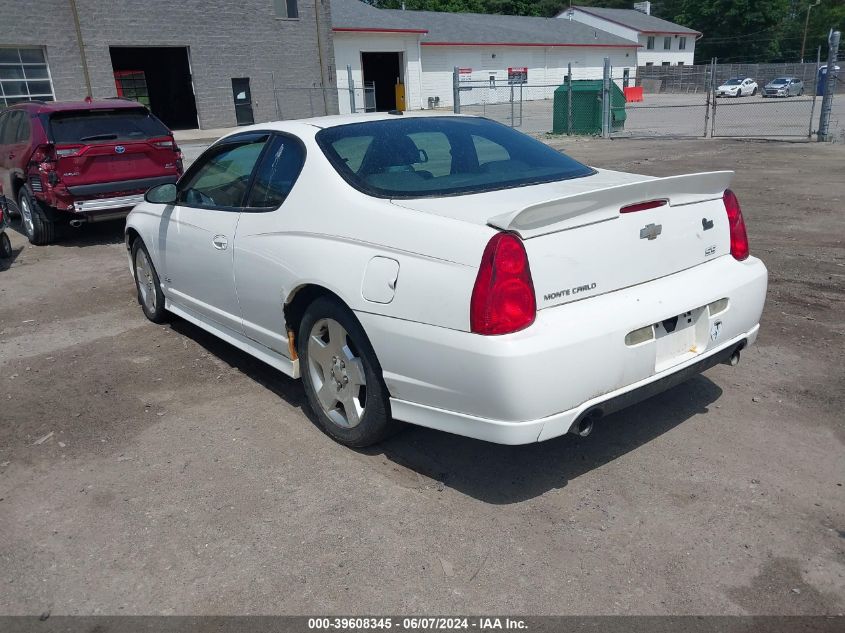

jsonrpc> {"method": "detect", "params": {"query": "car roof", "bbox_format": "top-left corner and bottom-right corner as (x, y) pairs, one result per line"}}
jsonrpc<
(216, 111), (476, 141)
(3, 98), (147, 114)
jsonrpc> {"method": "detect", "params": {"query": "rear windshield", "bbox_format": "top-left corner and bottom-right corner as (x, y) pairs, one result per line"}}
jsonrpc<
(49, 108), (170, 144)
(315, 116), (594, 198)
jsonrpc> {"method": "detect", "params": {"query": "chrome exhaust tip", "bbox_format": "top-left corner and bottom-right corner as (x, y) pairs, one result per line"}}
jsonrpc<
(69, 219), (84, 228)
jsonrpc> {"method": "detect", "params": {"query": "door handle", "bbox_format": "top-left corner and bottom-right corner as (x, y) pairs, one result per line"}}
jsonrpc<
(211, 235), (228, 250)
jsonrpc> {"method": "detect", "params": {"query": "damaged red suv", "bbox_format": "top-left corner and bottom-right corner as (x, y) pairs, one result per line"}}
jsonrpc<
(0, 99), (182, 244)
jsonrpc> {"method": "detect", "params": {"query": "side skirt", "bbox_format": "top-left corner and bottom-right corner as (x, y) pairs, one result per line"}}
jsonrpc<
(165, 299), (300, 379)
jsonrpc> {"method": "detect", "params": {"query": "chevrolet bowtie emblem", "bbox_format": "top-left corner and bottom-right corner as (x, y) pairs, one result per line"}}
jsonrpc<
(640, 223), (662, 240)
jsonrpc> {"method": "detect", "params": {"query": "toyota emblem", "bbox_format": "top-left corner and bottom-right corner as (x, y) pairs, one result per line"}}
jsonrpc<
(115, 145), (126, 154)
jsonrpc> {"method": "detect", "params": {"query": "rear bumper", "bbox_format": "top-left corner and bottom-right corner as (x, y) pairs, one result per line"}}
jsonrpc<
(66, 175), (177, 197)
(72, 194), (145, 219)
(358, 255), (767, 444)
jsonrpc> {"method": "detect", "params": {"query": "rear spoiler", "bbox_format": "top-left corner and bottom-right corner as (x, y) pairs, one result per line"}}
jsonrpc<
(488, 171), (734, 239)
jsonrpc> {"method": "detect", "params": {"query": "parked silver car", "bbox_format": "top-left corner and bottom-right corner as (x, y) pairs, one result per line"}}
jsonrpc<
(763, 77), (804, 97)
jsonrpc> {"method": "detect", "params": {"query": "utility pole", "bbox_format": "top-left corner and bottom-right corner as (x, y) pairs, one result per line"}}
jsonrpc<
(801, 0), (821, 63)
(817, 30), (840, 142)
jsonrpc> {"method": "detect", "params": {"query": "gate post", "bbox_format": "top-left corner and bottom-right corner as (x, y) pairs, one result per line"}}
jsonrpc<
(567, 63), (573, 136)
(710, 58), (718, 137)
(452, 67), (461, 114)
(601, 57), (611, 138)
(817, 30), (841, 142)
(703, 58), (713, 137)
(347, 65), (356, 114)
(809, 46), (821, 138)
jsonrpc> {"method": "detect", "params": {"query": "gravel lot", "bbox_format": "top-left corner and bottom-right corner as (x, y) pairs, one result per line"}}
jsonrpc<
(0, 137), (843, 616)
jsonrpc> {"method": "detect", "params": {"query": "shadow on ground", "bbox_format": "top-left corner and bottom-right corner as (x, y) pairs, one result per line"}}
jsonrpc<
(169, 315), (723, 505)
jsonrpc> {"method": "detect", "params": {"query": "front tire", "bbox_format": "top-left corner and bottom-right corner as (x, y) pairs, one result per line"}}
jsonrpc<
(298, 296), (395, 447)
(132, 239), (167, 323)
(18, 188), (55, 245)
(751, 87), (757, 96)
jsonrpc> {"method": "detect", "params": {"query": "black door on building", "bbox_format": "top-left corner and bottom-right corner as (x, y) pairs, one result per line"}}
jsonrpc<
(109, 47), (198, 130)
(361, 52), (401, 111)
(231, 78), (255, 126)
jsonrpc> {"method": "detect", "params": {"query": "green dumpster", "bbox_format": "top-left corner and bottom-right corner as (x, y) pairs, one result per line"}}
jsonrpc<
(553, 79), (626, 135)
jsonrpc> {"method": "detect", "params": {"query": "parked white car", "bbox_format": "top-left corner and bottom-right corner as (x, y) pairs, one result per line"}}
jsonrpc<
(716, 77), (758, 97)
(126, 113), (767, 447)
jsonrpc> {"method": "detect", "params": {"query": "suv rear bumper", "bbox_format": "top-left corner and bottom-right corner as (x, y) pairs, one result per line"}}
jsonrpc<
(65, 175), (177, 197)
(73, 194), (145, 218)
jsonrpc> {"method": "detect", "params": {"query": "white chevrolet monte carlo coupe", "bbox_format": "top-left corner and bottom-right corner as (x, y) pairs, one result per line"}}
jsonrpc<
(125, 112), (767, 447)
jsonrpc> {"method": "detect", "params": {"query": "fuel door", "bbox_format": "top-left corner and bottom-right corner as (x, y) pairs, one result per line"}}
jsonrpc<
(362, 256), (400, 304)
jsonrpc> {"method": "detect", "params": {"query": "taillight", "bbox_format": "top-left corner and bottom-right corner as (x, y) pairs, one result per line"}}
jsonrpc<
(470, 232), (536, 335)
(723, 189), (749, 261)
(152, 139), (177, 150)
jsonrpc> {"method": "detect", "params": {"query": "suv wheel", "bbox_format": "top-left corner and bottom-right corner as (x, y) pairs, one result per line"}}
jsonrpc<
(18, 188), (55, 245)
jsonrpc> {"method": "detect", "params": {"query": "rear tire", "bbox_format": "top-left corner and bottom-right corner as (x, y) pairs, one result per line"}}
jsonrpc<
(298, 295), (396, 447)
(0, 232), (11, 258)
(18, 188), (56, 245)
(132, 239), (168, 323)
(751, 87), (757, 96)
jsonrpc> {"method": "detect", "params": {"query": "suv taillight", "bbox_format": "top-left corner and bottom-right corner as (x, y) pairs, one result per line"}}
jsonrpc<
(470, 232), (536, 335)
(723, 189), (749, 261)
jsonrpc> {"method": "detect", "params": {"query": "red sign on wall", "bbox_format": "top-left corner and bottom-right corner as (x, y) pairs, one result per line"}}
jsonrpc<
(508, 67), (528, 84)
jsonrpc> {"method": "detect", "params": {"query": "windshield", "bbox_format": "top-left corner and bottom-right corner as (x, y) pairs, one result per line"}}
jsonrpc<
(316, 117), (595, 198)
(724, 79), (743, 85)
(771, 78), (790, 85)
(49, 108), (170, 144)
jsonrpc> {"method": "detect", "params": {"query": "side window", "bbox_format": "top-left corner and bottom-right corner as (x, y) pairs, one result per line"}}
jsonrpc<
(179, 138), (267, 209)
(0, 112), (8, 145)
(246, 135), (305, 209)
(472, 134), (510, 168)
(15, 113), (31, 143)
(331, 135), (373, 173)
(407, 132), (451, 177)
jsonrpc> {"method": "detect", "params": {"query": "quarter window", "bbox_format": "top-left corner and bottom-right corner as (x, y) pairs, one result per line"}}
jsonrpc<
(0, 111), (29, 144)
(179, 137), (268, 209)
(246, 135), (306, 209)
(646, 36), (655, 50)
(273, 0), (299, 18)
(0, 47), (55, 107)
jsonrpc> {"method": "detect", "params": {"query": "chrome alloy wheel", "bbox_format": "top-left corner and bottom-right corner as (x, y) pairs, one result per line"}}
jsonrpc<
(19, 194), (34, 237)
(134, 248), (157, 314)
(307, 318), (367, 428)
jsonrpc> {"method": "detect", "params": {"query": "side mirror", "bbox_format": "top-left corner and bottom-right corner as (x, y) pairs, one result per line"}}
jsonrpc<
(145, 183), (177, 205)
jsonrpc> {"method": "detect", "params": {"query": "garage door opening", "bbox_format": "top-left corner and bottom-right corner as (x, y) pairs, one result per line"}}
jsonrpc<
(361, 52), (402, 111)
(109, 47), (198, 130)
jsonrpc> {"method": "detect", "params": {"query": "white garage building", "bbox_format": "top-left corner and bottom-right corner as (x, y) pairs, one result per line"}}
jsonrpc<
(331, 0), (640, 114)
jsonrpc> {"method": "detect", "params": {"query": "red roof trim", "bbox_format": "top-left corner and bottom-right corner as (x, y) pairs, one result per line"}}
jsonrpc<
(333, 27), (428, 34)
(572, 6), (701, 37)
(421, 42), (641, 48)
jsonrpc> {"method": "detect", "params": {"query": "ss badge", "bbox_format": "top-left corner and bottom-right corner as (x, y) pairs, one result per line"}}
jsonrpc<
(704, 245), (716, 257)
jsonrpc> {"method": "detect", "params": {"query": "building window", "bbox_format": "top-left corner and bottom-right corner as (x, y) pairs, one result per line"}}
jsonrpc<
(664, 36), (672, 50)
(0, 47), (55, 107)
(274, 0), (299, 18)
(678, 61), (685, 66)
(646, 36), (655, 50)
(662, 61), (671, 66)
(645, 62), (654, 66)
(679, 36), (687, 50)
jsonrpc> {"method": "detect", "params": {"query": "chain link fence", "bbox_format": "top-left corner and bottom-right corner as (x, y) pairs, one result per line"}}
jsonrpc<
(451, 55), (842, 141)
